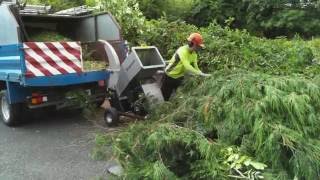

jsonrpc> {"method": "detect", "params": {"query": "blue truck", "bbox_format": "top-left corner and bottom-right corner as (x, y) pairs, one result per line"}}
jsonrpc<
(0, 2), (128, 126)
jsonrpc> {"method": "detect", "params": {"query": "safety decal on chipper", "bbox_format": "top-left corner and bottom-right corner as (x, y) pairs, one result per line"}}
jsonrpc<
(23, 42), (83, 77)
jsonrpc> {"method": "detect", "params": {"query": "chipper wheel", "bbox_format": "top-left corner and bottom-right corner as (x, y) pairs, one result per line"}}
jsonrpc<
(0, 91), (23, 126)
(104, 107), (119, 127)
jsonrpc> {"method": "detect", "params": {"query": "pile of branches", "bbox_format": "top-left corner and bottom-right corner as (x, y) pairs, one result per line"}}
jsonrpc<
(110, 70), (320, 179)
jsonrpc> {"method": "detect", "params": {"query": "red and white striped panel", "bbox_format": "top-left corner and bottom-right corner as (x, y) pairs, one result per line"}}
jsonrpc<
(23, 42), (83, 77)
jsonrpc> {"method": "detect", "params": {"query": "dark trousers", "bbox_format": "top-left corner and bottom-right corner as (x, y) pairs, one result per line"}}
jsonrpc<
(161, 74), (183, 101)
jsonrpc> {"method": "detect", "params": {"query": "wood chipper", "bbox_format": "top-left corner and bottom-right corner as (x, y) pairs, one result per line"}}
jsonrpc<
(102, 46), (166, 126)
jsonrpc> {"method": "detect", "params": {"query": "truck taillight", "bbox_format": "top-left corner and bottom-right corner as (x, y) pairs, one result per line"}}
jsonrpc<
(31, 93), (48, 105)
(98, 80), (105, 87)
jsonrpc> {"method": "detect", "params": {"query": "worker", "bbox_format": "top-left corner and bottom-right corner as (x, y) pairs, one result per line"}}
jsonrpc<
(161, 33), (211, 101)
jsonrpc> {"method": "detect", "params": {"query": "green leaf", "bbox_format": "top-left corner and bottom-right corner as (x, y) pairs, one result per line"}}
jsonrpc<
(248, 162), (267, 170)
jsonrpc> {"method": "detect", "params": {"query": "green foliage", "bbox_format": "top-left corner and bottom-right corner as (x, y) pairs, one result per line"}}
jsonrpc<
(188, 0), (320, 37)
(90, 134), (112, 160)
(138, 20), (319, 77)
(65, 90), (97, 119)
(111, 71), (320, 179)
(138, 19), (198, 59)
(95, 0), (146, 44)
(29, 31), (71, 41)
(85, 0), (96, 7)
(201, 25), (317, 75)
(90, 7), (320, 178)
(28, 0), (85, 11)
(188, 0), (246, 27)
(138, 0), (198, 21)
(113, 122), (268, 179)
(223, 147), (267, 179)
(307, 38), (320, 61)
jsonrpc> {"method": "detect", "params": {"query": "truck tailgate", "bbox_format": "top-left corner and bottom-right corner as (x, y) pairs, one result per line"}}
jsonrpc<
(22, 42), (109, 87)
(23, 42), (83, 77)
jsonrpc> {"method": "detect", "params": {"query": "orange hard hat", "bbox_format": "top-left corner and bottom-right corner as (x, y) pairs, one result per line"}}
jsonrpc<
(187, 33), (205, 48)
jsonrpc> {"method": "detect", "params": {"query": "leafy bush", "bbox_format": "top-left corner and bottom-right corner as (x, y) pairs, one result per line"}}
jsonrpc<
(138, 0), (198, 21)
(137, 19), (198, 59)
(96, 0), (146, 44)
(138, 20), (319, 76)
(188, 0), (320, 38)
(201, 25), (317, 74)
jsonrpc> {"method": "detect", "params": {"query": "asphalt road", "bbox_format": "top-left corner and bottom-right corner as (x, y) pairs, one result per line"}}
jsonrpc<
(0, 110), (112, 180)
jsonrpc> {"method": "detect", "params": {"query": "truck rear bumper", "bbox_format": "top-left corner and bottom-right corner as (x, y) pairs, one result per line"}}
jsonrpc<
(27, 92), (105, 109)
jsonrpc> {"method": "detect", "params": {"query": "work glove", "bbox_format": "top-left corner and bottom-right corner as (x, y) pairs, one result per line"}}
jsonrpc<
(200, 72), (212, 77)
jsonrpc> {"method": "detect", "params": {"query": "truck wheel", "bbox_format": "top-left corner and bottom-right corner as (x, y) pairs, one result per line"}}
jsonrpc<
(0, 92), (22, 126)
(104, 107), (119, 127)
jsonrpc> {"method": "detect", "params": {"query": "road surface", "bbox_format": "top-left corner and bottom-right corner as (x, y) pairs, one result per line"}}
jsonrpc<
(0, 110), (112, 180)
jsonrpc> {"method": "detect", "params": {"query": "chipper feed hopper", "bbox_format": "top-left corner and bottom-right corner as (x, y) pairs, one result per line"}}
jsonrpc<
(104, 46), (166, 126)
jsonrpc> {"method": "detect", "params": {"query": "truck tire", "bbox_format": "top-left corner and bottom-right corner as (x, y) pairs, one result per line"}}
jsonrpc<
(0, 91), (22, 126)
(104, 107), (119, 127)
